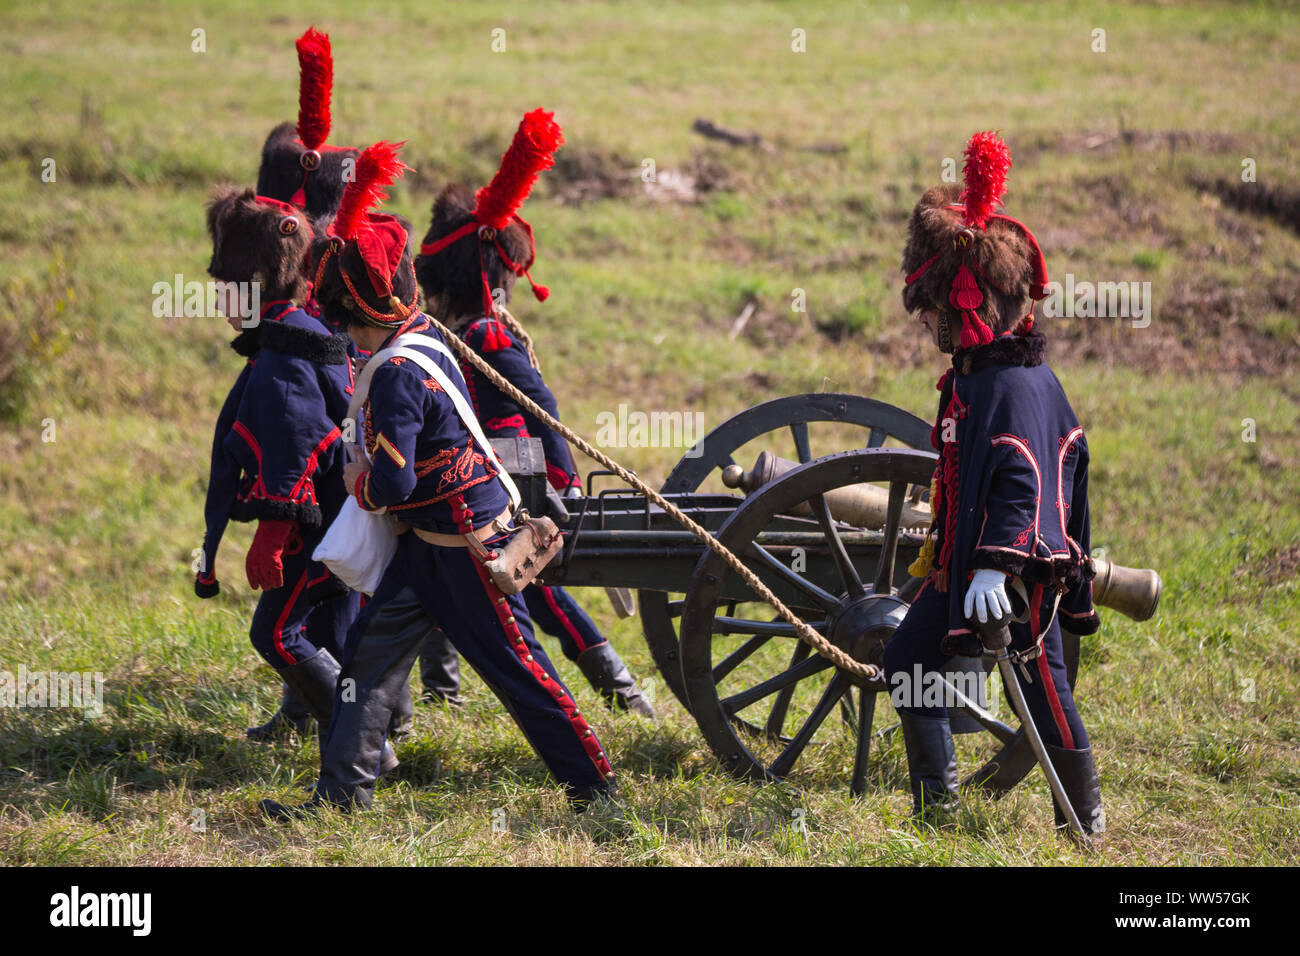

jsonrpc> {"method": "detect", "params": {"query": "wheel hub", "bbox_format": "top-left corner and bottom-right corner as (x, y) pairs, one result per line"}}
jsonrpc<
(824, 589), (908, 689)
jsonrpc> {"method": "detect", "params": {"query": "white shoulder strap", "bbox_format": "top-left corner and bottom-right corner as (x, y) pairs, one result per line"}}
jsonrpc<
(346, 333), (520, 511)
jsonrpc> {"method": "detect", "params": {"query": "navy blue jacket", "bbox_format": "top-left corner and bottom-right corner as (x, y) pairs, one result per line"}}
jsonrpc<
(924, 332), (1099, 640)
(355, 314), (510, 534)
(197, 301), (354, 595)
(457, 316), (578, 490)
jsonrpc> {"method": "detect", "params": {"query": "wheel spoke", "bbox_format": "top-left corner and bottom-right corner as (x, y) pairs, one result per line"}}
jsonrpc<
(839, 692), (857, 732)
(765, 641), (811, 738)
(747, 541), (840, 610)
(867, 427), (886, 448)
(712, 634), (771, 683)
(791, 421), (812, 463)
(713, 616), (825, 637)
(850, 688), (878, 797)
(872, 480), (907, 595)
(666, 599), (685, 617)
(769, 672), (851, 777)
(720, 652), (833, 716)
(808, 493), (865, 599)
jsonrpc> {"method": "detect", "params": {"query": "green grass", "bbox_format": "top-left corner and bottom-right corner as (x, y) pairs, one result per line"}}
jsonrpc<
(1, 0), (1298, 865)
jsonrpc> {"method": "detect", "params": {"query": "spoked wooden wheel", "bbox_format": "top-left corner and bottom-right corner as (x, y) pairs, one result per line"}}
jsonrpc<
(678, 448), (1063, 798)
(637, 394), (931, 711)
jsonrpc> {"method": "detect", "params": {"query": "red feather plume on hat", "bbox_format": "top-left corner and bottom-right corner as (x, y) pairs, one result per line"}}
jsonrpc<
(333, 142), (412, 297)
(473, 109), (564, 230)
(296, 27), (333, 152)
(333, 141), (409, 241)
(959, 131), (1012, 230)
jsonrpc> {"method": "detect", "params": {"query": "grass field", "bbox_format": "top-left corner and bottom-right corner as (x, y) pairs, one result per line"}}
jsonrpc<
(1, 0), (1298, 866)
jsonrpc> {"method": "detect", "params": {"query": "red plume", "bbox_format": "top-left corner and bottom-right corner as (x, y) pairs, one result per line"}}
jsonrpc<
(959, 131), (1012, 230)
(333, 141), (410, 241)
(473, 109), (564, 230)
(296, 27), (333, 151)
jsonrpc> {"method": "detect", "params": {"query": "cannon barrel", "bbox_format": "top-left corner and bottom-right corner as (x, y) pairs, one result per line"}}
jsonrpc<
(1088, 557), (1161, 622)
(721, 451), (933, 531)
(721, 451), (1162, 622)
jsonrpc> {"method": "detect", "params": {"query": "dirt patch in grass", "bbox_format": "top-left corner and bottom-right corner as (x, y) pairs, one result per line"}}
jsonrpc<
(1191, 177), (1300, 237)
(1235, 543), (1300, 587)
(550, 144), (733, 205)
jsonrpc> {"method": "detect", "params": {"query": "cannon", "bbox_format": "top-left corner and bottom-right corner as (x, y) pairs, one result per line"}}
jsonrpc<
(522, 392), (1161, 799)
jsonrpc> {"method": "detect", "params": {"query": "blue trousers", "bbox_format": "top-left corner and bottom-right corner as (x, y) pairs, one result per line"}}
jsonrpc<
(248, 525), (355, 669)
(524, 585), (604, 661)
(882, 580), (1089, 750)
(329, 530), (613, 798)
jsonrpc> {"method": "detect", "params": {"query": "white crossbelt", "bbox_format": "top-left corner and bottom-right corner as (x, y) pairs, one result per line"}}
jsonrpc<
(345, 331), (521, 513)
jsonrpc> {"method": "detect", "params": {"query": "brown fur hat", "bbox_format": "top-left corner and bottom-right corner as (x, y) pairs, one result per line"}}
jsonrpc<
(255, 122), (361, 231)
(900, 184), (1039, 335)
(206, 186), (311, 302)
(413, 183), (533, 321)
(308, 213), (418, 331)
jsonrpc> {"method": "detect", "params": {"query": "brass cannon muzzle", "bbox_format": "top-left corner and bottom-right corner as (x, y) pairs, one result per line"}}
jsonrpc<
(721, 451), (1163, 622)
(1089, 557), (1161, 622)
(720, 451), (933, 531)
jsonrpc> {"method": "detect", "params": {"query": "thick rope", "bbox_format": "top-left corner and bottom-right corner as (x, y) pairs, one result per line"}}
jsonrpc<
(423, 313), (880, 681)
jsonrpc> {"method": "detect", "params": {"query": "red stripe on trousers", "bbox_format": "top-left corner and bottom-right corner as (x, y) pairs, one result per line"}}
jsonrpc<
(272, 570), (310, 666)
(541, 586), (592, 654)
(468, 561), (612, 779)
(1031, 582), (1074, 749)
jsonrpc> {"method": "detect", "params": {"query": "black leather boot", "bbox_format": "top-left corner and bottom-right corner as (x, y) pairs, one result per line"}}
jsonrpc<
(279, 648), (398, 776)
(246, 682), (313, 741)
(418, 629), (464, 707)
(897, 710), (959, 818)
(576, 643), (657, 719)
(1047, 744), (1105, 837)
(313, 589), (429, 810)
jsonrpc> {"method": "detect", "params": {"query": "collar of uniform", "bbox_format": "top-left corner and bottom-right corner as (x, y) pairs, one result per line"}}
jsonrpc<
(953, 329), (1046, 375)
(260, 299), (296, 323)
(378, 311), (431, 351)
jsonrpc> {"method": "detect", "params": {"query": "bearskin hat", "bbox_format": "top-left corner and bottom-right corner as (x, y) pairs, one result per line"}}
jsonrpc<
(415, 109), (563, 321)
(414, 183), (535, 320)
(206, 187), (311, 302)
(900, 132), (1049, 346)
(254, 28), (359, 228)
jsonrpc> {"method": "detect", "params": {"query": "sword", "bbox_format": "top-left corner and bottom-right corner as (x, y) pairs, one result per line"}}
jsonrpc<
(975, 612), (1091, 847)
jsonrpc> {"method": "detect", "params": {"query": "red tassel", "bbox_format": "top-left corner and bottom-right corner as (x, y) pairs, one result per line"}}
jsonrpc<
(949, 263), (983, 311)
(959, 312), (994, 349)
(474, 109), (564, 230)
(959, 131), (1011, 230)
(531, 281), (549, 302)
(295, 28), (333, 152)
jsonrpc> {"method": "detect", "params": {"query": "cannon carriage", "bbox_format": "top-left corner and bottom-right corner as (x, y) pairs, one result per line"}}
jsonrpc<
(509, 392), (1161, 800)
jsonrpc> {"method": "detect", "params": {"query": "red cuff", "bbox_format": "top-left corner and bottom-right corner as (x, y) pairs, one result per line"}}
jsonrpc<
(354, 469), (380, 511)
(547, 463), (578, 491)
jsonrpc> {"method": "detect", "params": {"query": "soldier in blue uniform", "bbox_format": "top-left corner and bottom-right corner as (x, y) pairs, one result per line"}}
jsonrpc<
(412, 126), (655, 719)
(239, 27), (419, 742)
(194, 188), (394, 773)
(882, 132), (1103, 835)
(261, 137), (616, 817)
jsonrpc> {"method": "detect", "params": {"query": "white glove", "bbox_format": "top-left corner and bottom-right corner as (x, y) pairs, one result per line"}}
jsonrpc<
(964, 568), (1013, 624)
